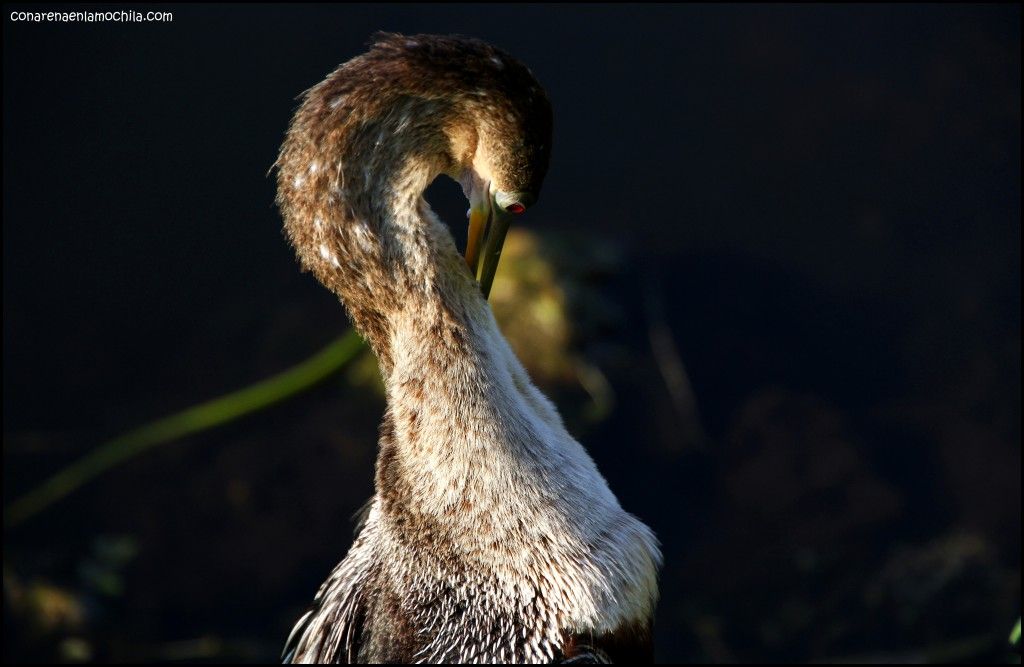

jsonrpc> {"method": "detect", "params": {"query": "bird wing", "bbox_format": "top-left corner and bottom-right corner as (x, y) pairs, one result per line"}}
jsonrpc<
(282, 557), (369, 664)
(283, 504), (378, 664)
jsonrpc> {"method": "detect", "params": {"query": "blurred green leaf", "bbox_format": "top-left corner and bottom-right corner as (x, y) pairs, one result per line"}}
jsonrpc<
(5, 331), (365, 527)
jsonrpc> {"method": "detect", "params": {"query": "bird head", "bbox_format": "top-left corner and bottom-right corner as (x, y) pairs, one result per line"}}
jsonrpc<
(379, 33), (553, 297)
(291, 33), (554, 298)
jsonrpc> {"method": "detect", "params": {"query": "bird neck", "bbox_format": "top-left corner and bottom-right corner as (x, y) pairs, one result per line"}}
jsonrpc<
(364, 168), (574, 507)
(284, 141), (484, 365)
(279, 128), (586, 534)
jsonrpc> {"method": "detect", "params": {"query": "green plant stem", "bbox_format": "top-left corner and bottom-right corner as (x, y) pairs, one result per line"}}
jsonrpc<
(5, 331), (366, 528)
(1011, 618), (1020, 646)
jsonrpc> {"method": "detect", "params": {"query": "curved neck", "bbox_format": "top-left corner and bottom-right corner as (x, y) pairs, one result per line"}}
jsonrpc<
(276, 105), (584, 534)
(279, 117), (484, 373)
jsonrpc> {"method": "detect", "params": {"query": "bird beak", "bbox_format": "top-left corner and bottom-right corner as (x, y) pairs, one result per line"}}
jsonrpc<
(464, 197), (489, 286)
(476, 203), (514, 299)
(464, 190), (514, 300)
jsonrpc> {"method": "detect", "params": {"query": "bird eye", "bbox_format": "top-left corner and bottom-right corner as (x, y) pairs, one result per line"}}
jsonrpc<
(495, 191), (534, 215)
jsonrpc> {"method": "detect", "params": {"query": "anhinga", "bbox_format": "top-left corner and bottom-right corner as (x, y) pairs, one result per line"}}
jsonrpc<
(276, 33), (660, 664)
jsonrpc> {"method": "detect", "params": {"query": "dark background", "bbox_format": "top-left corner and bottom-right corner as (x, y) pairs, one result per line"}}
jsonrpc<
(4, 4), (1020, 663)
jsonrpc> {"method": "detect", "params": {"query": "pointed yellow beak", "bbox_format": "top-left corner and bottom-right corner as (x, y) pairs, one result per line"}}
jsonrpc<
(465, 203), (488, 283)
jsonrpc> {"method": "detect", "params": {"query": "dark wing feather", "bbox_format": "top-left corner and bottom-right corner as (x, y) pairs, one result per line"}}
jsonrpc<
(282, 557), (369, 664)
(283, 500), (377, 664)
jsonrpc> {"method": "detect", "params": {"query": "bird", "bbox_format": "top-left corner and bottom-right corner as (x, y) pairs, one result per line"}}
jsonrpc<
(275, 33), (661, 664)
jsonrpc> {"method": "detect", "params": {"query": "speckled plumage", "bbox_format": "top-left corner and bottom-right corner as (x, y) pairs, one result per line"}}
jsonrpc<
(276, 33), (660, 664)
